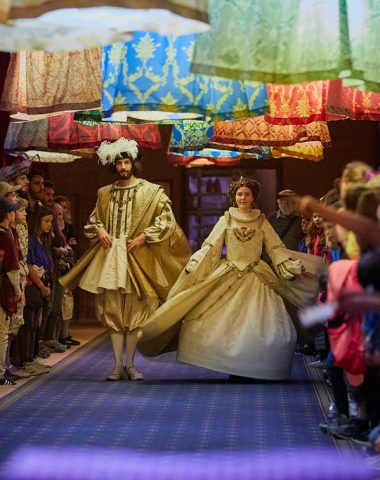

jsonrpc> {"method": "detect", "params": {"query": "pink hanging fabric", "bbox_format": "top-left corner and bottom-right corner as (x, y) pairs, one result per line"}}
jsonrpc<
(266, 80), (380, 125)
(48, 113), (162, 149)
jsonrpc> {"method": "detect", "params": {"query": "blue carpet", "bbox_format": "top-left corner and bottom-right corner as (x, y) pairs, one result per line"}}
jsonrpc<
(0, 334), (336, 471)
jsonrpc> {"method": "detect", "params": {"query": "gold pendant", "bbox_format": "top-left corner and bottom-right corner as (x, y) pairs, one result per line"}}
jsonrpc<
(233, 226), (256, 242)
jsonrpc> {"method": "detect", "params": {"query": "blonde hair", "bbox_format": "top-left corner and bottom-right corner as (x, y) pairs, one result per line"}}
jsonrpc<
(340, 161), (373, 200)
(16, 197), (28, 209)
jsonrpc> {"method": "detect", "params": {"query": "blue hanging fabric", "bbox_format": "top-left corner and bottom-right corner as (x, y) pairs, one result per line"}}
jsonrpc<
(101, 32), (268, 120)
(169, 121), (214, 152)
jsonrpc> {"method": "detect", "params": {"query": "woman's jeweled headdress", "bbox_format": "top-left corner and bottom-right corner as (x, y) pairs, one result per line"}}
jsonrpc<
(228, 176), (261, 206)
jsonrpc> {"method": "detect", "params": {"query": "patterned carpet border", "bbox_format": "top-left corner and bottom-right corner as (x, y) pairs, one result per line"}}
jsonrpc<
(302, 355), (358, 456)
(0, 331), (108, 414)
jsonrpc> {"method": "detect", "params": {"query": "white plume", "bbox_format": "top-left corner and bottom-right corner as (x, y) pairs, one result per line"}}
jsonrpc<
(97, 137), (139, 165)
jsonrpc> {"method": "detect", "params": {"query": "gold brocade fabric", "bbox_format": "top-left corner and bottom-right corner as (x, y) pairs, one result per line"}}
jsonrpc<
(271, 142), (324, 162)
(0, 49), (101, 114)
(211, 117), (331, 148)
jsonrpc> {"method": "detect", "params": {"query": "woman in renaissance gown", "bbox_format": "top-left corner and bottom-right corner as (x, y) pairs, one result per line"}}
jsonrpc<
(141, 177), (325, 380)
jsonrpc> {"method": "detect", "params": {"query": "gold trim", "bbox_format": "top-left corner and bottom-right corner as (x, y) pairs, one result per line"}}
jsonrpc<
(233, 226), (256, 242)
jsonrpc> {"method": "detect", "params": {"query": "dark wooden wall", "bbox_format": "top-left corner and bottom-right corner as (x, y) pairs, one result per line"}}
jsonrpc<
(282, 120), (379, 196)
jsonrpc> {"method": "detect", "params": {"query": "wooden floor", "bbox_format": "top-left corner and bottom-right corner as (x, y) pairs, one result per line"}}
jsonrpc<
(0, 323), (106, 400)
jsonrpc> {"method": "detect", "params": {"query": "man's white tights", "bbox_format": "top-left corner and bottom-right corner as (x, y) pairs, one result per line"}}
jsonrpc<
(110, 330), (140, 370)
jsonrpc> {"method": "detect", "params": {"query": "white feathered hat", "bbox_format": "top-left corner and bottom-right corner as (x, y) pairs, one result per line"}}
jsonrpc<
(97, 137), (139, 165)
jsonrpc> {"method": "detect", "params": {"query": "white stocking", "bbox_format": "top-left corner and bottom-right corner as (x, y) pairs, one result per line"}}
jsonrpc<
(110, 331), (124, 370)
(125, 329), (139, 369)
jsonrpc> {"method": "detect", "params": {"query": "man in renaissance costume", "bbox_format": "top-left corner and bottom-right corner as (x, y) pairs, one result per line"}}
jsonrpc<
(60, 138), (190, 381)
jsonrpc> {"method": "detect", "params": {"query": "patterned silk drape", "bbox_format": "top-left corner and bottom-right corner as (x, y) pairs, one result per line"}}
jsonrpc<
(266, 80), (380, 124)
(210, 117), (331, 150)
(191, 0), (380, 92)
(101, 32), (268, 120)
(271, 142), (325, 162)
(4, 113), (162, 151)
(169, 121), (214, 152)
(48, 113), (162, 149)
(4, 120), (48, 152)
(0, 49), (101, 115)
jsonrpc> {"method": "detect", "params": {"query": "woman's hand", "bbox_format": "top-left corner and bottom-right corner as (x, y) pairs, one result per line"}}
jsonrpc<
(15, 292), (23, 304)
(127, 233), (145, 251)
(40, 285), (51, 297)
(55, 246), (70, 256)
(300, 271), (314, 280)
(98, 227), (113, 248)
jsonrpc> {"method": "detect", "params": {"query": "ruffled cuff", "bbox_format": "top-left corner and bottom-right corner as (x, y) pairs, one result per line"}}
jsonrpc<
(83, 222), (103, 239)
(278, 259), (303, 280)
(184, 247), (208, 273)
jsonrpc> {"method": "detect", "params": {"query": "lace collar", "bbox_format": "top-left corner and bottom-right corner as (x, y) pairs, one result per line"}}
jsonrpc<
(228, 207), (261, 223)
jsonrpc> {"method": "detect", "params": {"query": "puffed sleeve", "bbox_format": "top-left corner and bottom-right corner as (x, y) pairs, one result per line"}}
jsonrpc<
(143, 201), (176, 243)
(83, 204), (105, 239)
(261, 218), (303, 280)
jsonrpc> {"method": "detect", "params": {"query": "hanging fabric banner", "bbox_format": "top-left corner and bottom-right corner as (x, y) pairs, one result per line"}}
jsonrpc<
(191, 0), (350, 83)
(326, 80), (380, 121)
(101, 32), (268, 121)
(271, 142), (325, 162)
(191, 0), (380, 92)
(0, 49), (101, 115)
(169, 121), (214, 152)
(48, 113), (162, 149)
(6, 1), (209, 23)
(210, 117), (331, 150)
(166, 147), (271, 167)
(4, 120), (48, 152)
(266, 80), (380, 125)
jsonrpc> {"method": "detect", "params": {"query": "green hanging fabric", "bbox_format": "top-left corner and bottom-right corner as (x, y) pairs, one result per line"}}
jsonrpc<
(191, 0), (351, 83)
(348, 0), (380, 91)
(192, 0), (380, 91)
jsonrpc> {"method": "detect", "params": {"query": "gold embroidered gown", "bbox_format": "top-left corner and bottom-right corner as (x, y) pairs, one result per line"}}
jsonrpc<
(141, 208), (325, 380)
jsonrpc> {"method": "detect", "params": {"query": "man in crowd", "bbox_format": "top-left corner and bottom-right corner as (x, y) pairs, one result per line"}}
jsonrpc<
(41, 180), (55, 207)
(27, 169), (45, 213)
(268, 189), (304, 251)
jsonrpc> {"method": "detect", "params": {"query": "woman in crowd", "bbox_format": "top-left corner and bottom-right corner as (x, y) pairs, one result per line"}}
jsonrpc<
(17, 205), (54, 375)
(54, 195), (77, 249)
(42, 203), (74, 353)
(141, 177), (324, 380)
